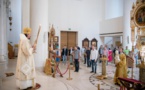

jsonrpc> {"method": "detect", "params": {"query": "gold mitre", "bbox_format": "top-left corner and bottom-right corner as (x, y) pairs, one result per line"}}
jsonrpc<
(23, 27), (31, 34)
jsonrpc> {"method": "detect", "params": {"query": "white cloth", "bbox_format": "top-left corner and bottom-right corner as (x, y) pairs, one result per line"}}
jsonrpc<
(16, 79), (35, 89)
(16, 34), (36, 89)
(90, 49), (98, 60)
(115, 50), (120, 65)
(115, 55), (120, 65)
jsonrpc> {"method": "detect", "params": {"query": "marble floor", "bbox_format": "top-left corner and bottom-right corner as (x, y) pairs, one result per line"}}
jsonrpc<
(0, 59), (139, 90)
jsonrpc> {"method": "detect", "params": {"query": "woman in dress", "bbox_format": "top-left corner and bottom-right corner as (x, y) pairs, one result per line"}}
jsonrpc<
(103, 47), (109, 65)
(108, 48), (113, 62)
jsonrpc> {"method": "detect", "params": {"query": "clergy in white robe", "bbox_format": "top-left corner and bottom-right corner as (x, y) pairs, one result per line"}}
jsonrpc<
(16, 27), (36, 89)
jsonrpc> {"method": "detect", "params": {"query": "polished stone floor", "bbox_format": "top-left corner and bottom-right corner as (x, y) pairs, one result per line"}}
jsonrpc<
(0, 59), (139, 90)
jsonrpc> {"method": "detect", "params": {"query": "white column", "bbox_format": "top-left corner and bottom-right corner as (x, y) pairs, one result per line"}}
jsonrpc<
(30, 0), (49, 67)
(0, 0), (8, 80)
(0, 0), (8, 61)
(0, 0), (2, 59)
(123, 0), (135, 50)
(5, 0), (9, 60)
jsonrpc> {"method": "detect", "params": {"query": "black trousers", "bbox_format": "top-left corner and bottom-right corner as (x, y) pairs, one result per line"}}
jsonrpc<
(99, 54), (102, 63)
(91, 60), (97, 73)
(74, 59), (79, 72)
(87, 57), (90, 67)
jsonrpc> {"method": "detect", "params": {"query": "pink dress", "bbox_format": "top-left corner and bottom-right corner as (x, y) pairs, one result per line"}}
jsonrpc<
(108, 50), (112, 62)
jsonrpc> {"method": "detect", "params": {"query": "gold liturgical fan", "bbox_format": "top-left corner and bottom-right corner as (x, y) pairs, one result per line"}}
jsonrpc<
(44, 25), (59, 78)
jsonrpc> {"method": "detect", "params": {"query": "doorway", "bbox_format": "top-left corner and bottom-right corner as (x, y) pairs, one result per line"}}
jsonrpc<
(60, 31), (78, 49)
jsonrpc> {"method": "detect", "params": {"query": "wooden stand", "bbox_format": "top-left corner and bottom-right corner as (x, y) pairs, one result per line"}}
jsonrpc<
(96, 57), (108, 80)
(96, 75), (107, 80)
(126, 55), (134, 79)
(97, 84), (100, 90)
(139, 62), (145, 83)
(67, 63), (73, 80)
(44, 58), (53, 75)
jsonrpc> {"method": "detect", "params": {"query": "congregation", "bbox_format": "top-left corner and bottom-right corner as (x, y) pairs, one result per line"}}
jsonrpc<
(53, 44), (139, 86)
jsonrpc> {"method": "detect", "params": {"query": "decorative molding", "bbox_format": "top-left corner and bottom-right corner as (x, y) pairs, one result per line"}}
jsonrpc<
(130, 0), (145, 28)
(100, 32), (123, 35)
(130, 0), (145, 48)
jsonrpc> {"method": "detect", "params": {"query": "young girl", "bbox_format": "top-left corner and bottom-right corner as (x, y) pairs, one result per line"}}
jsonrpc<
(55, 46), (61, 63)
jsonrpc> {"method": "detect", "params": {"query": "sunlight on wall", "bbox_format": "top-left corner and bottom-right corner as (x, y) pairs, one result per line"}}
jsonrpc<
(105, 0), (123, 19)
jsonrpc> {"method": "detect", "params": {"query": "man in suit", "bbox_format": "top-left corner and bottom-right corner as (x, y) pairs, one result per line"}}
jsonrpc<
(77, 46), (80, 50)
(62, 45), (68, 64)
(98, 45), (103, 63)
(86, 47), (91, 67)
(68, 47), (74, 64)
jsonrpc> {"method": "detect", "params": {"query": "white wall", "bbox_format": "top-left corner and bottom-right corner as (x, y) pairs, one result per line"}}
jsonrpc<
(104, 37), (113, 48)
(105, 0), (123, 19)
(48, 0), (104, 49)
(100, 17), (123, 34)
(104, 36), (122, 48)
(22, 0), (30, 29)
(7, 0), (21, 45)
(123, 0), (136, 50)
(99, 0), (124, 48)
(104, 37), (113, 44)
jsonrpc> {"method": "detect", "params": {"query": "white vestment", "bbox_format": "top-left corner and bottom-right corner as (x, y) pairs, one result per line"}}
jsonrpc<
(16, 34), (36, 89)
(115, 50), (120, 65)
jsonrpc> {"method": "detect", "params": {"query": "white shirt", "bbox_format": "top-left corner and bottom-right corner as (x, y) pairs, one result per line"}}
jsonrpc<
(70, 49), (73, 54)
(81, 48), (85, 54)
(90, 49), (98, 60)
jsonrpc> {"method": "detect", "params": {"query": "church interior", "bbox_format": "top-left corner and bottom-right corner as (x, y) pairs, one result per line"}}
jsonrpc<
(0, 0), (145, 90)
